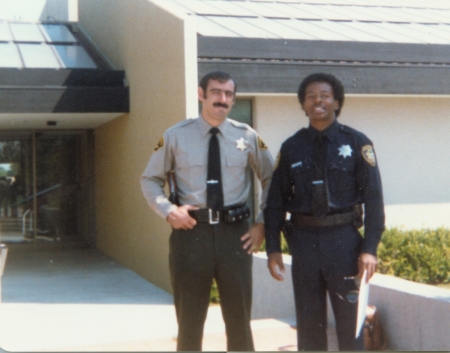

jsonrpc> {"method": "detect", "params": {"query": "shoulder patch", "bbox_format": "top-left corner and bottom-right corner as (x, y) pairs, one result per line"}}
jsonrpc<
(154, 137), (164, 151)
(273, 152), (281, 171)
(362, 145), (376, 166)
(258, 136), (268, 150)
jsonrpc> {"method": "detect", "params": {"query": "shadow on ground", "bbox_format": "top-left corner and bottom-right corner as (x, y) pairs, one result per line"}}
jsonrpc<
(2, 242), (173, 305)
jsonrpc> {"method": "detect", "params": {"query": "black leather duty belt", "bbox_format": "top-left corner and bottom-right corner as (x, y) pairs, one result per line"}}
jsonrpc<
(291, 211), (357, 228)
(188, 205), (250, 225)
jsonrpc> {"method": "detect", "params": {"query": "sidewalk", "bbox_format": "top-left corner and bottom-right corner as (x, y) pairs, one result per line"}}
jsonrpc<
(0, 242), (303, 352)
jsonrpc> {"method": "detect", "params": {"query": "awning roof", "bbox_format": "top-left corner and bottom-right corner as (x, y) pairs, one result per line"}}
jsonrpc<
(168, 0), (450, 44)
(0, 22), (129, 130)
(164, 0), (450, 95)
(0, 23), (98, 68)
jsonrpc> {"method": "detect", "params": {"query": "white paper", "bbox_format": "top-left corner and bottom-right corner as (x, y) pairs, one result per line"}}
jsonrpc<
(355, 269), (369, 338)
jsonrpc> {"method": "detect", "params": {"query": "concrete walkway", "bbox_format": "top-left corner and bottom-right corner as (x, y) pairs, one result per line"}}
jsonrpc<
(0, 242), (300, 352)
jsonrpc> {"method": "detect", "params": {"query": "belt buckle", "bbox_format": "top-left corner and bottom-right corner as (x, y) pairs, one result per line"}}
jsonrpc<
(208, 209), (220, 224)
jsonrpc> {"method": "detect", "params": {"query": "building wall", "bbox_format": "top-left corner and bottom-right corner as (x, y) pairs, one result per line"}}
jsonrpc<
(254, 95), (450, 229)
(78, 0), (198, 292)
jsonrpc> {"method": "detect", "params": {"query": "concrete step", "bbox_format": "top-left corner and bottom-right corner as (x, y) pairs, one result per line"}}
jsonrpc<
(0, 218), (22, 231)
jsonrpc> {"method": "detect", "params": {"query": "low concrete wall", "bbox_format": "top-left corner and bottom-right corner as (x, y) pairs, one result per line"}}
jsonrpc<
(252, 253), (295, 321)
(252, 253), (450, 351)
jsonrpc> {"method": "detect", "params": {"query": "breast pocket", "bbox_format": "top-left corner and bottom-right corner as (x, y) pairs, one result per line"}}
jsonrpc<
(290, 160), (314, 197)
(174, 146), (206, 195)
(175, 149), (205, 170)
(328, 159), (356, 202)
(225, 150), (248, 186)
(226, 150), (248, 168)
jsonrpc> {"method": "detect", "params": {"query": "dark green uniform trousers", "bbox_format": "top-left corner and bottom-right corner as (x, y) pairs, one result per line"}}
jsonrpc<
(169, 220), (254, 352)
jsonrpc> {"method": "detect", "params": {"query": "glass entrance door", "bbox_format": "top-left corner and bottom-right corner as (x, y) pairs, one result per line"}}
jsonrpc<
(0, 131), (93, 244)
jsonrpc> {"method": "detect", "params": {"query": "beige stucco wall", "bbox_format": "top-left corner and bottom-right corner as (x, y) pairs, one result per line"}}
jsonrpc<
(254, 95), (450, 229)
(78, 0), (198, 292)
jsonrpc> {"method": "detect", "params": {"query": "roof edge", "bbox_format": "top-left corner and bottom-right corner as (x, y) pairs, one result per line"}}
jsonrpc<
(198, 37), (450, 64)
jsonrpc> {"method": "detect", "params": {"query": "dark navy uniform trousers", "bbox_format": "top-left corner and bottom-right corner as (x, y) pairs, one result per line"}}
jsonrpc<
(290, 224), (365, 351)
(169, 220), (254, 352)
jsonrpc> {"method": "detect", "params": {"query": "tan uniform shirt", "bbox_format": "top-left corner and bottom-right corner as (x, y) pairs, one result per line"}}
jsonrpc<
(140, 116), (274, 223)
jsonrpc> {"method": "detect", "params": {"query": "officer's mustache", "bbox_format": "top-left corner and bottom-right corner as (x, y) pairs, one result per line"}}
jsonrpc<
(213, 102), (229, 109)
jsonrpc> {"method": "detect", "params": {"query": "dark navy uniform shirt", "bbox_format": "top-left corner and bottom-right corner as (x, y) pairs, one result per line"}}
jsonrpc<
(264, 119), (385, 256)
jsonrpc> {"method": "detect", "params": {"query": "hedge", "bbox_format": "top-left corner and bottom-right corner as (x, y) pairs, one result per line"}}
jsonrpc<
(377, 227), (450, 285)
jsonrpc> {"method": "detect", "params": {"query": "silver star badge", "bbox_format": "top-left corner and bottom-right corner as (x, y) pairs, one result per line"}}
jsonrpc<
(338, 145), (352, 158)
(236, 137), (248, 151)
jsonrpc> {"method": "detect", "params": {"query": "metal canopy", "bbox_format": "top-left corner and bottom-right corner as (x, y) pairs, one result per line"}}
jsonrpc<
(0, 43), (21, 67)
(0, 22), (129, 119)
(53, 45), (97, 69)
(0, 22), (99, 69)
(19, 44), (61, 68)
(10, 23), (45, 42)
(0, 23), (13, 41)
(40, 24), (77, 43)
(0, 68), (129, 114)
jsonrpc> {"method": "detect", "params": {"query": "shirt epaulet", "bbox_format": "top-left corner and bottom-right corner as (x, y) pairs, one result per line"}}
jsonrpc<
(228, 118), (252, 131)
(297, 127), (309, 136)
(339, 124), (372, 145)
(166, 118), (197, 133)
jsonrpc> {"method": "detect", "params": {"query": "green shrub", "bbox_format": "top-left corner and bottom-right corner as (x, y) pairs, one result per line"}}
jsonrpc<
(377, 227), (450, 285)
(210, 279), (220, 304)
(258, 233), (290, 254)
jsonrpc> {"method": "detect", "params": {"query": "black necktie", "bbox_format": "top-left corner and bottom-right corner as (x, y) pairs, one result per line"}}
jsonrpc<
(311, 132), (330, 216)
(207, 128), (224, 211)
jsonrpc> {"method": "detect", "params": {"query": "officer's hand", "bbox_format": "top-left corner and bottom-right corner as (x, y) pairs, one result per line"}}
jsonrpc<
(166, 205), (199, 230)
(241, 223), (264, 254)
(267, 252), (285, 281)
(358, 253), (378, 283)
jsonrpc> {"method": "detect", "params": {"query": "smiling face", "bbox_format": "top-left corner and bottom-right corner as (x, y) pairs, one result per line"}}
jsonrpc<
(301, 81), (339, 129)
(198, 79), (235, 127)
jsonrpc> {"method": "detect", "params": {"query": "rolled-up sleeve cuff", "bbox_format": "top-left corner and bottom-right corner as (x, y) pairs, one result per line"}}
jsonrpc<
(156, 201), (178, 220)
(255, 211), (264, 224)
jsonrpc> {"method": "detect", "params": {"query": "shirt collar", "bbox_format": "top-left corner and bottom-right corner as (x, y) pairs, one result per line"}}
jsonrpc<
(307, 119), (340, 144)
(198, 115), (230, 138)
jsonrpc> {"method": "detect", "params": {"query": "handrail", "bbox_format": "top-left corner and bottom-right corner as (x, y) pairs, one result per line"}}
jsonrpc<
(0, 244), (8, 277)
(22, 184), (62, 202)
(22, 209), (32, 235)
(11, 184), (62, 208)
(27, 184), (61, 200)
